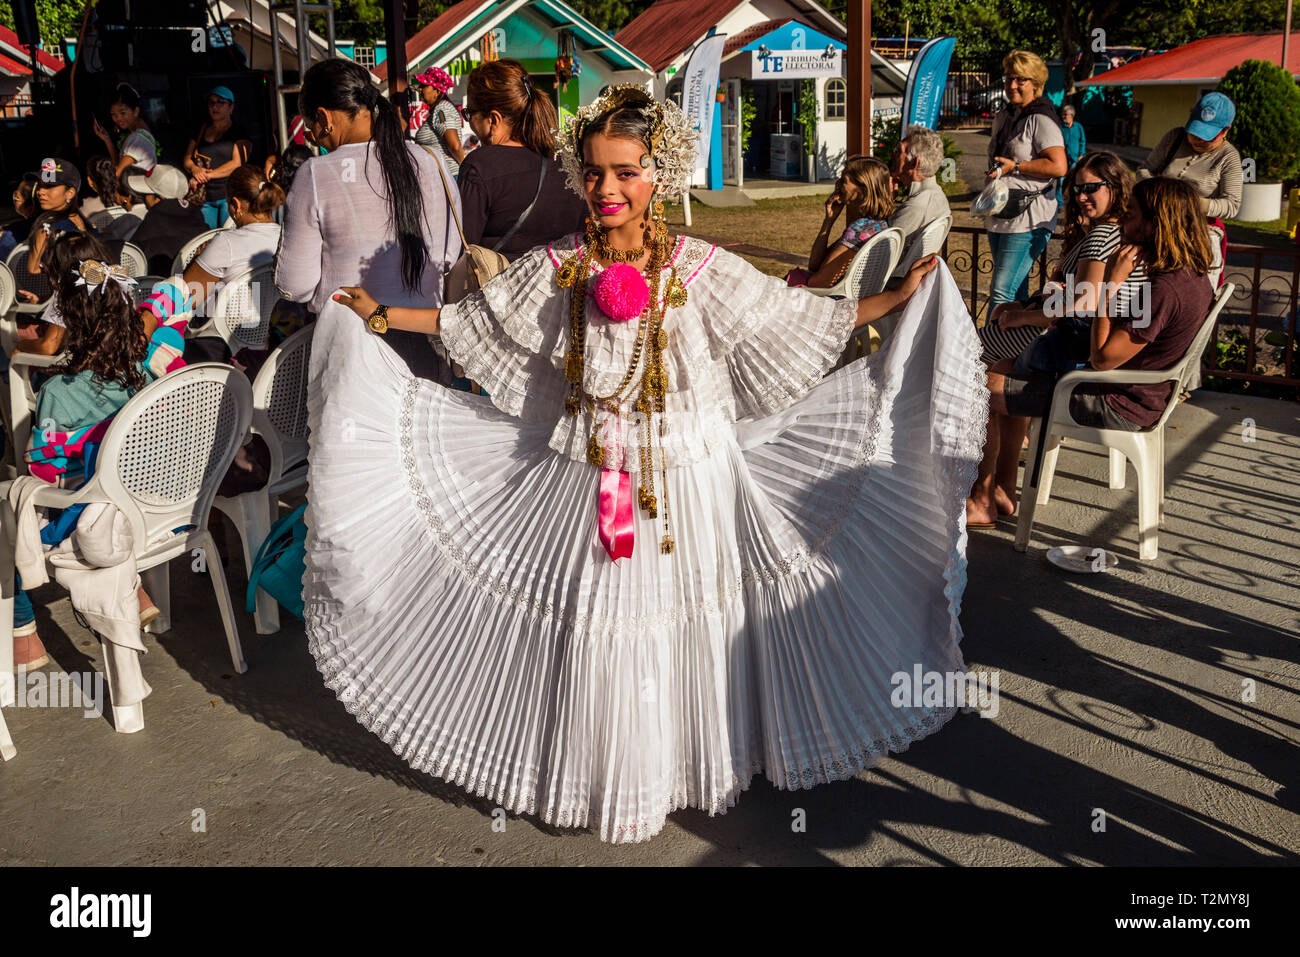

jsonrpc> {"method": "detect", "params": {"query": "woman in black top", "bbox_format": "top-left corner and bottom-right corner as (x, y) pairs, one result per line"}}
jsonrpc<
(183, 85), (253, 230)
(457, 59), (586, 262)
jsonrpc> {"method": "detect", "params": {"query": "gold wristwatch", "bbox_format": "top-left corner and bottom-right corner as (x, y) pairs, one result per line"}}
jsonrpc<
(367, 303), (390, 334)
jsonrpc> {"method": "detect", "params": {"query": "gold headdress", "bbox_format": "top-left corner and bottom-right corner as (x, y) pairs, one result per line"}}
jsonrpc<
(555, 85), (699, 199)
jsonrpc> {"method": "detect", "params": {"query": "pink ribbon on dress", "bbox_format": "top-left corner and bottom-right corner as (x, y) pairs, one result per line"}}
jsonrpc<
(598, 468), (635, 562)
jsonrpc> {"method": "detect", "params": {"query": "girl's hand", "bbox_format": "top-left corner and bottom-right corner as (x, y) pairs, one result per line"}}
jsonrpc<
(16, 290), (39, 303)
(997, 306), (1027, 330)
(824, 191), (844, 220)
(897, 255), (939, 299)
(93, 117), (111, 142)
(1106, 244), (1141, 286)
(334, 286), (378, 320)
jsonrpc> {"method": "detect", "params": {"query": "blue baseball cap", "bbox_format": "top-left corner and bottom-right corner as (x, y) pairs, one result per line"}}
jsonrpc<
(208, 85), (235, 104)
(1186, 92), (1234, 140)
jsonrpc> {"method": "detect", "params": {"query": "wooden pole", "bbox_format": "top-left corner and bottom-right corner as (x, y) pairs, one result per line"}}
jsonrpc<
(385, 0), (409, 117)
(1284, 0), (1294, 74)
(847, 0), (872, 155)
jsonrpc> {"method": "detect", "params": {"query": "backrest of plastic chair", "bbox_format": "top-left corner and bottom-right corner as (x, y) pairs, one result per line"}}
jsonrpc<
(253, 324), (313, 481)
(130, 276), (166, 310)
(171, 227), (228, 276)
(846, 228), (903, 300)
(0, 262), (15, 315)
(119, 242), (147, 277)
(894, 214), (952, 278)
(93, 364), (253, 547)
(1153, 282), (1234, 430)
(211, 263), (277, 351)
(88, 207), (126, 230)
(5, 245), (52, 303)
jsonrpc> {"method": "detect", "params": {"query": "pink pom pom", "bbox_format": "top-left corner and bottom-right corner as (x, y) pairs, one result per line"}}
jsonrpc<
(592, 263), (650, 322)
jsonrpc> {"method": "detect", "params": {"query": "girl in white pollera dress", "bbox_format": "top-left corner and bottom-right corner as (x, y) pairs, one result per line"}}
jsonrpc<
(315, 86), (988, 843)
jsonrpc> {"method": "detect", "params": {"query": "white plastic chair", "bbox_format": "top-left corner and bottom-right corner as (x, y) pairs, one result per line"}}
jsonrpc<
(806, 226), (904, 301)
(6, 352), (62, 476)
(88, 207), (128, 231)
(190, 263), (278, 353)
(808, 228), (904, 368)
(0, 499), (15, 757)
(4, 244), (52, 315)
(1015, 283), (1233, 561)
(213, 324), (313, 634)
(896, 214), (952, 276)
(0, 261), (15, 318)
(0, 364), (253, 733)
(119, 242), (147, 277)
(170, 227), (230, 277)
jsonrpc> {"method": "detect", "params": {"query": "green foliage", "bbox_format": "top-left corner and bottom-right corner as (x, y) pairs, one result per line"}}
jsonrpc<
(565, 1), (655, 32)
(0, 0), (84, 50)
(313, 0), (387, 46)
(1218, 60), (1300, 184)
(796, 80), (817, 152)
(740, 88), (756, 154)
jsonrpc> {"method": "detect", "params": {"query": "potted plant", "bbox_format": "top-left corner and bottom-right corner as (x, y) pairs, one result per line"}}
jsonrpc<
(1218, 59), (1300, 222)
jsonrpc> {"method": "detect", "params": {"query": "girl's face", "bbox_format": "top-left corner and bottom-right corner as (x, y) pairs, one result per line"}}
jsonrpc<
(582, 133), (654, 230)
(835, 172), (863, 206)
(420, 85), (439, 106)
(35, 184), (75, 212)
(12, 187), (29, 216)
(1120, 200), (1152, 244)
(1073, 169), (1111, 222)
(109, 102), (138, 130)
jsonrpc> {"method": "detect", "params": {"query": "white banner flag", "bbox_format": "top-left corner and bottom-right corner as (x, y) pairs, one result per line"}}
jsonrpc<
(681, 33), (727, 183)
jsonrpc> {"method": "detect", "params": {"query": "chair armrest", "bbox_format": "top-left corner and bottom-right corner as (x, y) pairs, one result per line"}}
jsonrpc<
(8, 351), (62, 369)
(11, 301), (50, 316)
(27, 482), (108, 511)
(1048, 367), (1178, 428)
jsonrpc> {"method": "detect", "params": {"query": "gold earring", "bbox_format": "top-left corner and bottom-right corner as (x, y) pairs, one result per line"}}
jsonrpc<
(585, 214), (600, 245)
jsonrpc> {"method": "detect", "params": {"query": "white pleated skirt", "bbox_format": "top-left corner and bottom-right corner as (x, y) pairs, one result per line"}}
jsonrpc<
(303, 275), (987, 843)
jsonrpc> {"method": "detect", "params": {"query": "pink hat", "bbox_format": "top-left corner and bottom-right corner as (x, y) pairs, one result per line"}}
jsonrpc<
(414, 67), (455, 93)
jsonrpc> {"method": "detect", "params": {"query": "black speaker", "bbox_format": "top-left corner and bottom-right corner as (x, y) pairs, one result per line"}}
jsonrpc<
(11, 0), (40, 46)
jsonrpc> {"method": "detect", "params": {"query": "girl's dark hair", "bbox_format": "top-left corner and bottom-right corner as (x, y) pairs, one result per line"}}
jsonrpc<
(112, 83), (141, 111)
(269, 144), (313, 195)
(1062, 150), (1133, 248)
(43, 231), (146, 392)
(578, 89), (655, 161)
(228, 164), (286, 216)
(299, 58), (427, 291)
(87, 155), (121, 203)
(1131, 177), (1213, 276)
(467, 58), (558, 155)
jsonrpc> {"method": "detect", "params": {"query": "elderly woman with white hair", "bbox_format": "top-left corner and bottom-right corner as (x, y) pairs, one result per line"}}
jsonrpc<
(985, 50), (1068, 308)
(889, 125), (952, 267)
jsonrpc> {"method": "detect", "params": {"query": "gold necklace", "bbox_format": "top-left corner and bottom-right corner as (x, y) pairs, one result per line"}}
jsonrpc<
(557, 216), (684, 555)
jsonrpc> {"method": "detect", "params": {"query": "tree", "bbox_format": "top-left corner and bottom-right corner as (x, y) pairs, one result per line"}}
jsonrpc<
(0, 0), (85, 50)
(1218, 58), (1300, 182)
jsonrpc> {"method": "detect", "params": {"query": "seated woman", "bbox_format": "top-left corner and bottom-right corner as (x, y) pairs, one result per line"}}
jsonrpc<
(966, 176), (1215, 527)
(978, 151), (1135, 365)
(183, 164), (285, 322)
(786, 155), (895, 288)
(13, 232), (185, 669)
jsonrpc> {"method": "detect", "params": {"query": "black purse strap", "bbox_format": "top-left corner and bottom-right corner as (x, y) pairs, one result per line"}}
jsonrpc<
(492, 155), (547, 253)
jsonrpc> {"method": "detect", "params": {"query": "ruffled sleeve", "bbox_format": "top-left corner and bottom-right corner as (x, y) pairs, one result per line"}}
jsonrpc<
(436, 243), (570, 422)
(685, 247), (857, 417)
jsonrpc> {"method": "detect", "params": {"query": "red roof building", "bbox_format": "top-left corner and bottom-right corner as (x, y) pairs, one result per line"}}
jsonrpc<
(1080, 31), (1299, 150)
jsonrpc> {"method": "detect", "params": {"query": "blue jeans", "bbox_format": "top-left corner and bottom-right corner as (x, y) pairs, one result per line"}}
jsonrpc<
(201, 199), (229, 229)
(987, 227), (1053, 307)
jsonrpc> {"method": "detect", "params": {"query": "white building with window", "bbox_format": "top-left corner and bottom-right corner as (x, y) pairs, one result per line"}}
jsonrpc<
(617, 0), (907, 183)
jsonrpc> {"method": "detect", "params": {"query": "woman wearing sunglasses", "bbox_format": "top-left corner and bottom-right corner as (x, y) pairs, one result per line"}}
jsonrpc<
(974, 150), (1139, 518)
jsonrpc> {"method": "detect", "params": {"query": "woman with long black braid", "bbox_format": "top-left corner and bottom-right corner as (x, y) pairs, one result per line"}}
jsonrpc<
(276, 59), (462, 381)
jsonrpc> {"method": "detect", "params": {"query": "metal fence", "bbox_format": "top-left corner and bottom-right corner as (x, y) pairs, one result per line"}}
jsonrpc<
(941, 225), (1300, 391)
(937, 62), (998, 130)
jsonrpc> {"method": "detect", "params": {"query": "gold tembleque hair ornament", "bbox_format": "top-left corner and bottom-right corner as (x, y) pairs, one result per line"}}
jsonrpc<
(555, 85), (699, 199)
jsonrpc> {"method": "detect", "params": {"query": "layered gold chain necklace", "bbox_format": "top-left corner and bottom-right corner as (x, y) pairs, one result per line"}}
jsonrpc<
(556, 208), (687, 555)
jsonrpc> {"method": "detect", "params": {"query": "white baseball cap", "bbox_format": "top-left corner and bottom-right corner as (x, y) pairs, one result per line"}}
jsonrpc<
(127, 164), (189, 200)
